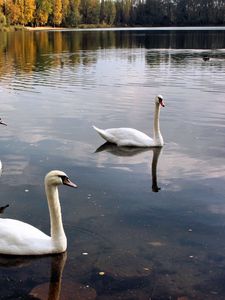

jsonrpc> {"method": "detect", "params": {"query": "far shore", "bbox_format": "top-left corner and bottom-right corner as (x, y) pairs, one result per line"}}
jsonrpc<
(24, 25), (225, 32)
(25, 26), (75, 31)
(24, 25), (115, 31)
(2, 25), (225, 33)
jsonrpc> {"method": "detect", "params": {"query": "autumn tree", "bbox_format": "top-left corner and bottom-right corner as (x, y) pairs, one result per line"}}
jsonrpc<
(35, 0), (52, 25)
(115, 0), (133, 25)
(61, 0), (69, 25)
(1, 0), (225, 27)
(24, 0), (36, 24)
(104, 0), (116, 24)
(52, 0), (62, 25)
(11, 0), (36, 25)
(99, 0), (105, 23)
(5, 0), (21, 24)
(0, 0), (3, 13)
(80, 0), (100, 24)
(100, 0), (116, 24)
(0, 0), (6, 26)
(65, 0), (80, 26)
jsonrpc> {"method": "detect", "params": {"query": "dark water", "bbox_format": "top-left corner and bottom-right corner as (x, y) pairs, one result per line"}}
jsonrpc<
(0, 28), (225, 299)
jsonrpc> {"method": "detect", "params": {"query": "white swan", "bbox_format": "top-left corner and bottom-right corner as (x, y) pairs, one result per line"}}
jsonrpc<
(0, 170), (77, 255)
(93, 95), (165, 147)
(0, 118), (7, 170)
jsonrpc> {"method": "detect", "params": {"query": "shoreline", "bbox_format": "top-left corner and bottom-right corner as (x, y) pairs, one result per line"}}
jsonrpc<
(24, 26), (225, 32)
(25, 26), (72, 31)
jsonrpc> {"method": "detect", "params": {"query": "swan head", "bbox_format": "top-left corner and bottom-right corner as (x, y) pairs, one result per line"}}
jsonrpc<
(0, 118), (7, 126)
(45, 170), (77, 188)
(155, 95), (165, 107)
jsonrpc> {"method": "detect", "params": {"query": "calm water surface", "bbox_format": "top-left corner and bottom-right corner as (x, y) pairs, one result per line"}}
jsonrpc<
(0, 28), (225, 299)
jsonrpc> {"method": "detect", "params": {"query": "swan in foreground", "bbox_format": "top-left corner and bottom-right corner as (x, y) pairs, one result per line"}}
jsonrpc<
(0, 118), (7, 170)
(0, 170), (77, 255)
(93, 95), (165, 147)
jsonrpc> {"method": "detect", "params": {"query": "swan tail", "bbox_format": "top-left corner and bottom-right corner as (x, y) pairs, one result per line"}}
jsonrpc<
(92, 125), (109, 142)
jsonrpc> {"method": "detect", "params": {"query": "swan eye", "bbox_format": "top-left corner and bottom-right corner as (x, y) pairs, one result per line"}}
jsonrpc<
(58, 175), (77, 188)
(58, 175), (68, 183)
(157, 96), (165, 107)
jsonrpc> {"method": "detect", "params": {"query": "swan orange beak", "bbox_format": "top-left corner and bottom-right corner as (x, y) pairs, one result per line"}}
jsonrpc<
(160, 100), (165, 107)
(63, 177), (78, 188)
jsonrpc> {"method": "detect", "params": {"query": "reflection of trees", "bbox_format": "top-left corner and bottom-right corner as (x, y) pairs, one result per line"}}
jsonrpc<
(144, 30), (225, 50)
(145, 30), (225, 67)
(1, 30), (225, 77)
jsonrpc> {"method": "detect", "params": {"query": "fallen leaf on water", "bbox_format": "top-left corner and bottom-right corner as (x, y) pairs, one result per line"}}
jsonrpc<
(98, 271), (105, 276)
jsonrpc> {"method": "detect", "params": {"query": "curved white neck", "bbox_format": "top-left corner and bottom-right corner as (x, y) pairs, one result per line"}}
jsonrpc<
(153, 103), (163, 145)
(45, 184), (66, 243)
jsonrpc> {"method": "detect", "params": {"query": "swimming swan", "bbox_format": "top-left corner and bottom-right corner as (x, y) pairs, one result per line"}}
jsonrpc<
(0, 118), (7, 170)
(93, 95), (165, 147)
(0, 170), (77, 255)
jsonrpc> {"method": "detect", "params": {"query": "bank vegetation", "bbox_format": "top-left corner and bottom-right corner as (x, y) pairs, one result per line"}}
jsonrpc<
(0, 0), (225, 29)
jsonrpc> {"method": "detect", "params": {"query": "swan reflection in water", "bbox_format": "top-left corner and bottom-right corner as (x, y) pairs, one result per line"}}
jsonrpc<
(0, 204), (9, 214)
(0, 161), (10, 213)
(95, 142), (162, 192)
(29, 252), (67, 299)
(0, 117), (7, 171)
(0, 252), (66, 299)
(0, 167), (9, 213)
(0, 252), (96, 299)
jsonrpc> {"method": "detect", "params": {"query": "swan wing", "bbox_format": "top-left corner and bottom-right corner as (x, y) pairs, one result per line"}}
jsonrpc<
(93, 126), (154, 147)
(93, 126), (115, 143)
(0, 218), (52, 255)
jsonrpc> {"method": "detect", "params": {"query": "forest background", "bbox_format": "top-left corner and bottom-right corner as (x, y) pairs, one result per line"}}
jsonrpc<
(0, 0), (225, 28)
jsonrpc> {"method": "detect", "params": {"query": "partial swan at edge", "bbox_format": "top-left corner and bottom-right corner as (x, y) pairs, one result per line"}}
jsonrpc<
(0, 170), (77, 255)
(93, 95), (165, 147)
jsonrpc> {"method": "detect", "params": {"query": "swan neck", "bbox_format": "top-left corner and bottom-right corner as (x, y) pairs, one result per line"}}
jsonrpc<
(153, 103), (162, 143)
(45, 184), (65, 241)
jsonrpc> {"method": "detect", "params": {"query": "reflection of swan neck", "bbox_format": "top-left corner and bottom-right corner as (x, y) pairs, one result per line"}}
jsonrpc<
(153, 103), (162, 142)
(48, 253), (67, 300)
(45, 183), (66, 244)
(151, 148), (161, 192)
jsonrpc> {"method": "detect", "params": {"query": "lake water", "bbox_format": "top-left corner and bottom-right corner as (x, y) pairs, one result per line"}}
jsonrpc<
(0, 28), (225, 299)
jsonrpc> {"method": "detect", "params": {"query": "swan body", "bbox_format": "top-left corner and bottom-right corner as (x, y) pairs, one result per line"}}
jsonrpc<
(93, 95), (165, 147)
(0, 170), (77, 256)
(93, 126), (155, 147)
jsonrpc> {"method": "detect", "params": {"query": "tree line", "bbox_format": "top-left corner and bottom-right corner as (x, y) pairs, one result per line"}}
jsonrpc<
(0, 0), (225, 27)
